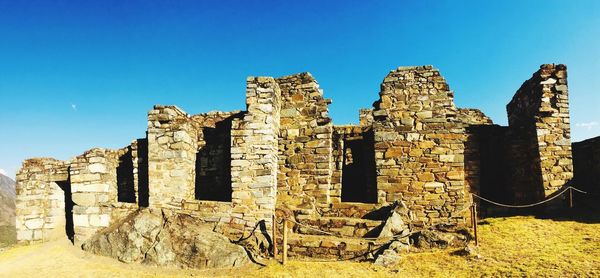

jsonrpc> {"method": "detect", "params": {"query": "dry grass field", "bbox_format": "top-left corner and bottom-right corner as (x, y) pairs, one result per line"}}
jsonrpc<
(0, 214), (598, 277)
(0, 225), (15, 249)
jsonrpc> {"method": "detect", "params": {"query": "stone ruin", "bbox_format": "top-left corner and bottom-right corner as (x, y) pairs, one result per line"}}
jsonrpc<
(15, 64), (580, 267)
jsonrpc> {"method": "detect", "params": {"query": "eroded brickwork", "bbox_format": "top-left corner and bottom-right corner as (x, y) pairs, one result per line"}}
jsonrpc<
(506, 64), (573, 200)
(229, 76), (281, 230)
(70, 148), (138, 244)
(369, 66), (470, 226)
(147, 105), (198, 208)
(15, 158), (70, 243)
(276, 73), (333, 212)
(15, 64), (577, 261)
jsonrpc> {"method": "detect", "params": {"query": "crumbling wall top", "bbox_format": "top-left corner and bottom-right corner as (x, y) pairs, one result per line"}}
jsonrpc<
(507, 64), (568, 127)
(372, 65), (459, 130)
(457, 108), (493, 126)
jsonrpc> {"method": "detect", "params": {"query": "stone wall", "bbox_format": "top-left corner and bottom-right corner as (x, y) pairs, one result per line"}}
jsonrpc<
(131, 138), (149, 207)
(457, 109), (494, 207)
(145, 108), (239, 228)
(359, 108), (374, 126)
(69, 148), (138, 245)
(573, 136), (600, 197)
(275, 73), (333, 212)
(229, 76), (281, 231)
(460, 64), (574, 211)
(15, 158), (70, 243)
(147, 105), (198, 208)
(505, 64), (572, 202)
(371, 66), (470, 226)
(14, 64), (577, 258)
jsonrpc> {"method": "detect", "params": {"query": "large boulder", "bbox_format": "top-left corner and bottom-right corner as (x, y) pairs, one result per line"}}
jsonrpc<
(378, 201), (410, 238)
(374, 249), (401, 267)
(410, 224), (471, 250)
(82, 209), (249, 269)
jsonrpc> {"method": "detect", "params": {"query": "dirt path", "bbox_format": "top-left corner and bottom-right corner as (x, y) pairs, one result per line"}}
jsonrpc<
(0, 239), (253, 277)
(0, 240), (386, 277)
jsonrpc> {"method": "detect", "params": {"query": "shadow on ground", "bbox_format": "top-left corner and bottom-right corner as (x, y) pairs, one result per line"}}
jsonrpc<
(478, 205), (600, 226)
(0, 225), (16, 249)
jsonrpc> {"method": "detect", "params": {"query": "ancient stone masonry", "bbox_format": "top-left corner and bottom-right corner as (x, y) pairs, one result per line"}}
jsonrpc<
(15, 64), (577, 263)
(15, 158), (70, 243)
(276, 73), (333, 212)
(506, 64), (572, 202)
(147, 105), (198, 209)
(471, 64), (573, 212)
(229, 76), (281, 231)
(368, 66), (473, 227)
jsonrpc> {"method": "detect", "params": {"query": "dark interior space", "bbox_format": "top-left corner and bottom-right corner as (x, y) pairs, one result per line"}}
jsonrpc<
(471, 125), (548, 216)
(56, 178), (74, 243)
(117, 148), (135, 203)
(572, 137), (600, 209)
(137, 138), (149, 207)
(470, 125), (511, 204)
(195, 117), (234, 201)
(506, 127), (545, 204)
(341, 130), (377, 203)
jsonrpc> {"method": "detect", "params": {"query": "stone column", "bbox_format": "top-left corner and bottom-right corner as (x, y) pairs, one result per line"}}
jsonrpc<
(229, 77), (281, 231)
(147, 105), (198, 208)
(69, 148), (117, 245)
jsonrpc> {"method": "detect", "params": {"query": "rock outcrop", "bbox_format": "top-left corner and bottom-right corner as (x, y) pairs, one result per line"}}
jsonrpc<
(410, 224), (471, 250)
(82, 209), (250, 269)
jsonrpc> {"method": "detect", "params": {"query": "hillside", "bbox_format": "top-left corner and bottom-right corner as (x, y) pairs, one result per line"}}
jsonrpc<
(0, 214), (598, 277)
(0, 174), (15, 227)
(0, 174), (16, 248)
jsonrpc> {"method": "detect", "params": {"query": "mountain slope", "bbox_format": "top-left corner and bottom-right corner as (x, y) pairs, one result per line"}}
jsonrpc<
(0, 174), (16, 227)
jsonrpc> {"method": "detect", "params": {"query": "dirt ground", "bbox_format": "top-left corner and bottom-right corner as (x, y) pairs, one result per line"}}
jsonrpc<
(0, 214), (599, 277)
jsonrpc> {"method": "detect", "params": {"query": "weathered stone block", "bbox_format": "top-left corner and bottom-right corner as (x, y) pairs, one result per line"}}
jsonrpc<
(89, 214), (110, 227)
(24, 218), (44, 229)
(73, 214), (89, 227)
(88, 163), (107, 173)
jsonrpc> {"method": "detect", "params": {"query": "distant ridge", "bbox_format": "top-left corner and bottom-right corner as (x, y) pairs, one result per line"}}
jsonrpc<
(0, 174), (16, 226)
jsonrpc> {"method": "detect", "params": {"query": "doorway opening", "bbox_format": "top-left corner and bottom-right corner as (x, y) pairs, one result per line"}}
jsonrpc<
(341, 130), (377, 203)
(195, 117), (233, 202)
(55, 180), (74, 243)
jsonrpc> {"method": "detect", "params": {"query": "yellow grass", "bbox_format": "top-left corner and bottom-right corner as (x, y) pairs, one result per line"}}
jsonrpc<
(0, 225), (16, 248)
(0, 215), (599, 277)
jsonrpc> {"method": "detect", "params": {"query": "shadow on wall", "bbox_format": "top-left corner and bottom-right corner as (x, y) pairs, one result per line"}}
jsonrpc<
(117, 148), (135, 203)
(137, 138), (149, 207)
(467, 124), (546, 215)
(56, 179), (74, 243)
(195, 116), (236, 202)
(341, 130), (377, 204)
(573, 136), (600, 211)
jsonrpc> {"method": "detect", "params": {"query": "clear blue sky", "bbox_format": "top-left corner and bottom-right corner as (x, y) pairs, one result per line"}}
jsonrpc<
(1, 0), (599, 178)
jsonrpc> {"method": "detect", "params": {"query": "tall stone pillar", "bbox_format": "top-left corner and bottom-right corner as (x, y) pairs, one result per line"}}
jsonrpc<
(147, 105), (198, 208)
(229, 77), (281, 230)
